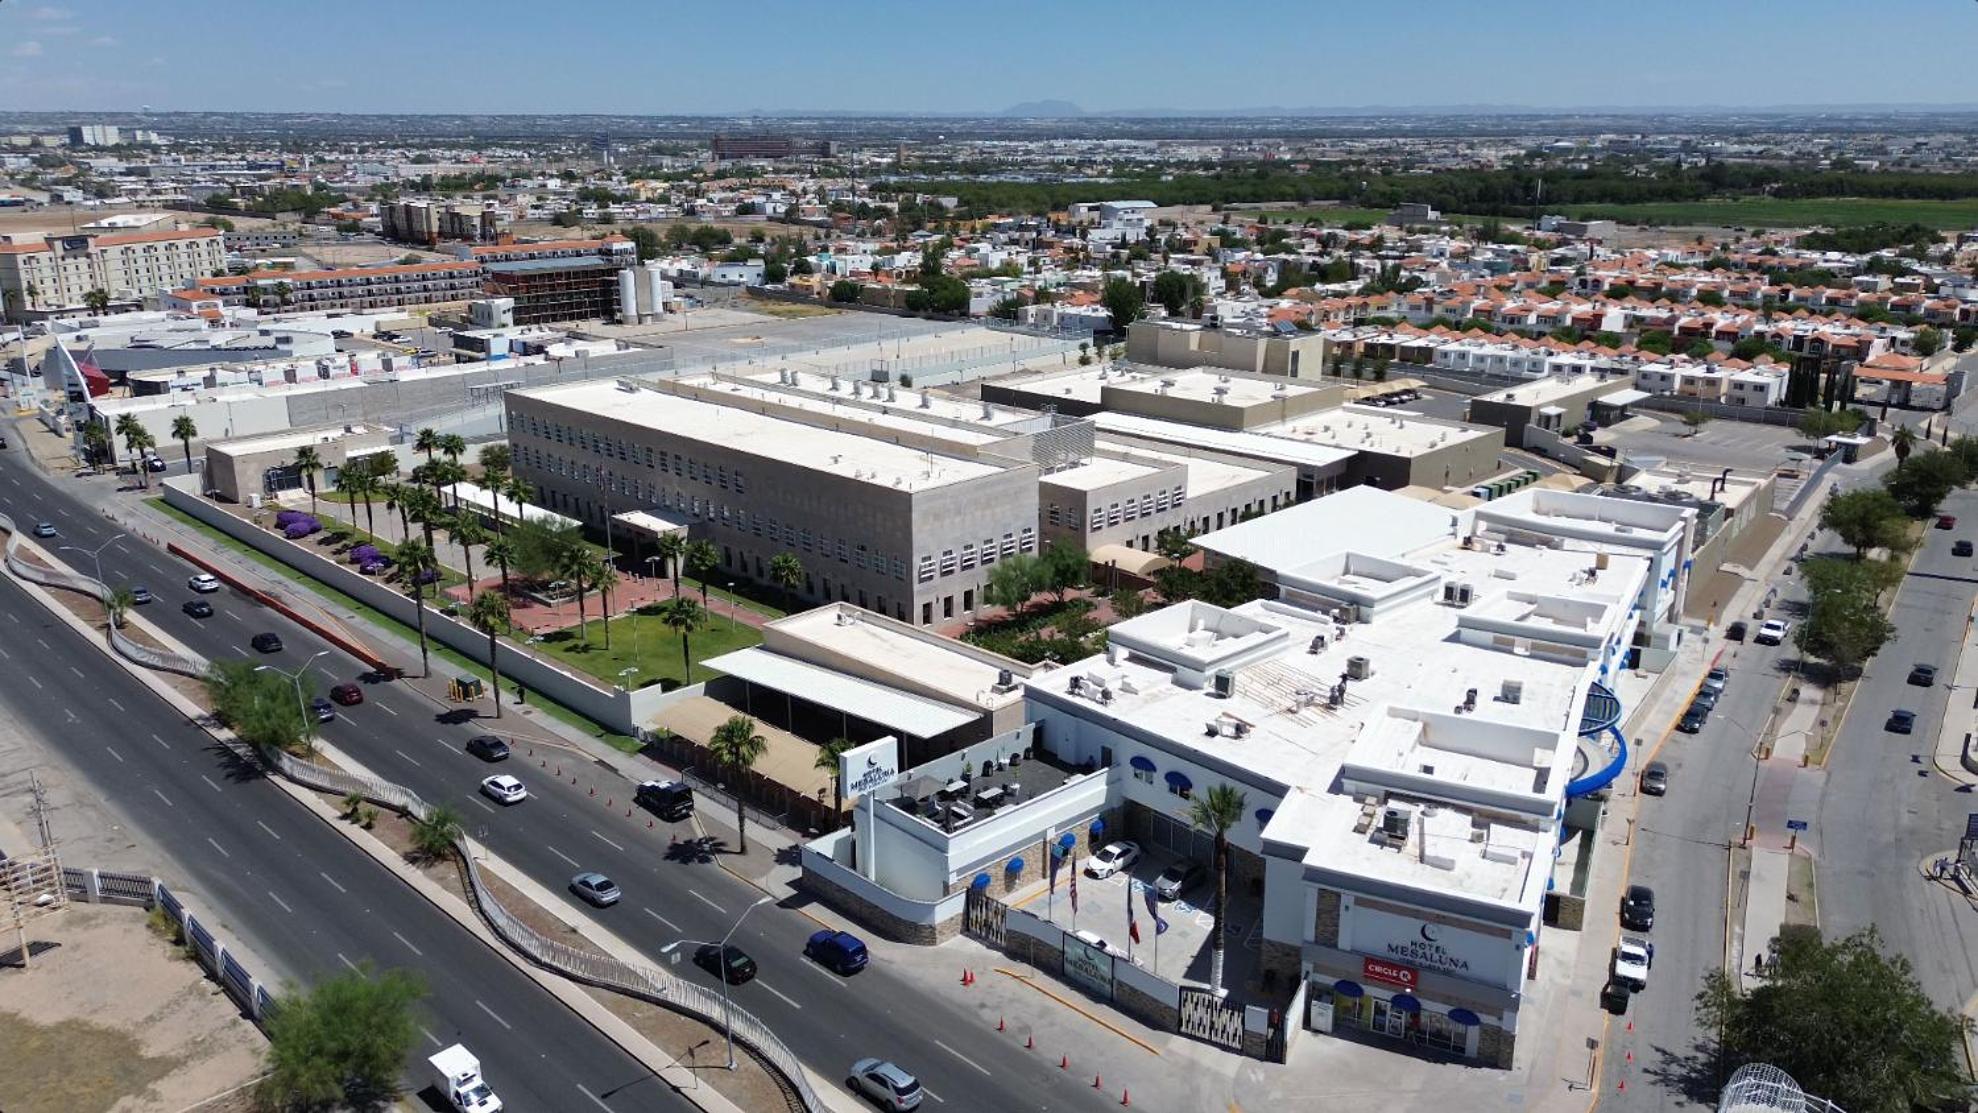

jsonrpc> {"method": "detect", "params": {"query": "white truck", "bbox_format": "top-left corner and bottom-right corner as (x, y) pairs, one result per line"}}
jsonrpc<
(429, 1044), (503, 1113)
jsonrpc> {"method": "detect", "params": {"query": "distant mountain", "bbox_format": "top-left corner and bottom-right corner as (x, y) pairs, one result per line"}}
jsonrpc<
(1001, 100), (1085, 118)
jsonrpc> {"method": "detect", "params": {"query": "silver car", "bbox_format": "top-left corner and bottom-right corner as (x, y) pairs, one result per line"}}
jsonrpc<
(569, 872), (620, 907)
(849, 1058), (923, 1111)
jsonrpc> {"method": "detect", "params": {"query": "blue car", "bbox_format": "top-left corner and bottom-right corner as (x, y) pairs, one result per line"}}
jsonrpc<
(805, 929), (869, 975)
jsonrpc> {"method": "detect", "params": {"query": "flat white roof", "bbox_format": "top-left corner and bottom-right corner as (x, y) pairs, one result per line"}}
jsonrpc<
(1194, 485), (1459, 573)
(209, 423), (381, 456)
(1255, 405), (1495, 458)
(1043, 455), (1164, 492)
(1106, 367), (1323, 408)
(771, 604), (1030, 711)
(517, 380), (1005, 492)
(727, 369), (1035, 429)
(702, 647), (979, 738)
(1474, 373), (1615, 407)
(1596, 388), (1651, 406)
(453, 480), (580, 529)
(1092, 411), (1355, 471)
(680, 375), (1003, 446)
(1095, 439), (1272, 499)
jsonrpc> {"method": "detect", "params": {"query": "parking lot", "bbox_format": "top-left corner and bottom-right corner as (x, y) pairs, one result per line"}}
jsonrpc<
(1597, 410), (1811, 472)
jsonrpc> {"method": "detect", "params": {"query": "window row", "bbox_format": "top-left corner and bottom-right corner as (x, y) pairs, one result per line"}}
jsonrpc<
(517, 421), (745, 494)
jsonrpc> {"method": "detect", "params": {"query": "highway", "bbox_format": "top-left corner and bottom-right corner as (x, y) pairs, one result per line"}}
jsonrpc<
(0, 561), (691, 1110)
(0, 447), (1132, 1110)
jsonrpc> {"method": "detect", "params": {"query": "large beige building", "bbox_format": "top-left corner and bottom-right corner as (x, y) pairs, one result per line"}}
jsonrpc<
(1, 227), (227, 321)
(1126, 318), (1330, 378)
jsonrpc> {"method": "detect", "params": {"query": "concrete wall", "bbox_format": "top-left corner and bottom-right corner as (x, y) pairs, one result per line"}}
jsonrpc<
(796, 829), (970, 944)
(1347, 424), (1506, 492)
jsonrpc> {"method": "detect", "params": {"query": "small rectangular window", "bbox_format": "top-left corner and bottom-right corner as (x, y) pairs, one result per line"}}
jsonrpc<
(960, 543), (976, 570)
(917, 556), (935, 583)
(939, 549), (958, 576)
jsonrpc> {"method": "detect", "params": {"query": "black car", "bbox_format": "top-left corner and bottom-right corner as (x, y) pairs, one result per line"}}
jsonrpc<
(1677, 705), (1709, 734)
(695, 942), (759, 985)
(250, 632), (283, 653)
(1621, 885), (1655, 930)
(1909, 664), (1938, 687)
(1690, 687), (1720, 712)
(182, 599), (214, 618)
(1887, 709), (1917, 734)
(1600, 979), (1633, 1015)
(465, 735), (510, 762)
(1725, 620), (1748, 642)
(1957, 540), (1976, 558)
(309, 696), (336, 723)
(635, 779), (694, 821)
(1641, 761), (1669, 796)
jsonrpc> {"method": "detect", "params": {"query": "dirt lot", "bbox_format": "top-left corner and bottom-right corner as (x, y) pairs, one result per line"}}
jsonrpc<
(0, 903), (265, 1113)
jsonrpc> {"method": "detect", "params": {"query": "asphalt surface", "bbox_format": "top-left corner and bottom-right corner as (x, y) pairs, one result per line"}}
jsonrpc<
(0, 445), (1127, 1111)
(0, 544), (691, 1111)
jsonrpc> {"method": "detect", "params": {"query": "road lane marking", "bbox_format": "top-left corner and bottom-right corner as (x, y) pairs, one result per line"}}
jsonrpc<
(392, 748), (423, 768)
(473, 999), (511, 1029)
(391, 931), (424, 957)
(421, 1026), (442, 1048)
(106, 697), (122, 711)
(547, 845), (581, 868)
(256, 820), (282, 841)
(200, 775), (221, 792)
(319, 871), (347, 894)
(688, 889), (725, 914)
(151, 732), (167, 748)
(591, 830), (625, 852)
(933, 1039), (991, 1076)
(337, 953), (359, 972)
(35, 638), (48, 650)
(104, 745), (124, 763)
(150, 787), (173, 807)
(758, 980), (803, 1011)
(224, 611), (246, 625)
(0, 646), (9, 659)
(642, 906), (679, 931)
(921, 1086), (945, 1103)
(205, 837), (230, 859)
(575, 1084), (613, 1110)
(376, 702), (398, 716)
(26, 675), (40, 690)
(268, 891), (293, 914)
(69, 666), (84, 679)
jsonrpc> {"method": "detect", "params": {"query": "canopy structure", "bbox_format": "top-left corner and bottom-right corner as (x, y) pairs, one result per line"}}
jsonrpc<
(702, 647), (977, 740)
(1090, 543), (1172, 578)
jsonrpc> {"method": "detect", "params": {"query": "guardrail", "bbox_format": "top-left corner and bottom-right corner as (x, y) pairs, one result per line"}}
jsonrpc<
(0, 509), (211, 679)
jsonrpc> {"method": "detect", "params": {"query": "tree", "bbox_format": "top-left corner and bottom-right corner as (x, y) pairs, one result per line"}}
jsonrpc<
(106, 585), (137, 637)
(1680, 410), (1714, 435)
(1695, 927), (1970, 1113)
(708, 715), (769, 853)
(982, 553), (1042, 613)
(1154, 527), (1195, 563)
(1203, 557), (1265, 607)
(1821, 489), (1910, 559)
(113, 413), (146, 469)
(1883, 451), (1970, 519)
(291, 445), (323, 518)
(828, 279), (862, 304)
(625, 225), (661, 262)
(482, 534), (516, 600)
(1037, 543), (1088, 603)
(333, 465), (372, 537)
(450, 515), (488, 596)
(1100, 276), (1145, 334)
(260, 964), (425, 1112)
(408, 804), (463, 862)
(396, 539), (438, 678)
(1795, 557), (1896, 674)
(80, 422), (111, 466)
(464, 588), (511, 723)
(653, 531), (687, 594)
(1891, 424), (1917, 464)
(83, 288), (111, 315)
(510, 518), (582, 581)
(768, 551), (805, 613)
(1187, 784), (1247, 996)
(814, 736), (854, 819)
(1913, 326), (1944, 357)
(204, 659), (310, 754)
(1151, 270), (1194, 315)
(559, 544), (603, 646)
(476, 443), (511, 491)
(685, 538), (721, 606)
(170, 413), (198, 475)
(658, 596), (706, 682)
(125, 427), (157, 488)
(592, 559), (620, 650)
(414, 427), (440, 464)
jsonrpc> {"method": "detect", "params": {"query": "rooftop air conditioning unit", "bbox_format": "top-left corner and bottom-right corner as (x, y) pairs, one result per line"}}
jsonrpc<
(1500, 679), (1524, 704)
(1442, 581), (1474, 607)
(1212, 670), (1236, 698)
(1346, 655), (1374, 681)
(992, 668), (1017, 692)
(1380, 805), (1412, 841)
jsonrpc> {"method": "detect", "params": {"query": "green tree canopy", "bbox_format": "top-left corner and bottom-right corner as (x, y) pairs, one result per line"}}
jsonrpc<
(205, 659), (311, 754)
(1794, 556), (1896, 673)
(1882, 450), (1970, 519)
(261, 965), (425, 1111)
(1101, 276), (1146, 333)
(1820, 489), (1911, 558)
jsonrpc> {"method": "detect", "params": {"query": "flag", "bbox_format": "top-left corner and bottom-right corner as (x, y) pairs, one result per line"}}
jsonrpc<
(1142, 873), (1168, 935)
(1127, 882), (1140, 944)
(1069, 861), (1079, 915)
(76, 344), (110, 398)
(1048, 846), (1060, 897)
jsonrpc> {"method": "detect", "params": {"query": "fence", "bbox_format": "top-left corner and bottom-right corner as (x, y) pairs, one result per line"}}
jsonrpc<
(61, 869), (287, 1025)
(61, 866), (158, 907)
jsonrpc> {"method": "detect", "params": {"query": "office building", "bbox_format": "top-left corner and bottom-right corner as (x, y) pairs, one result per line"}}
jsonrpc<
(710, 135), (839, 161)
(188, 260), (484, 312)
(1, 227), (227, 322)
(67, 124), (122, 147)
(1126, 319), (1330, 379)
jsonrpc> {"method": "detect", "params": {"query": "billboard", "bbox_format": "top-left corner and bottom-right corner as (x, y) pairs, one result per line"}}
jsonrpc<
(1061, 932), (1115, 1001)
(839, 736), (900, 802)
(1350, 906), (1515, 987)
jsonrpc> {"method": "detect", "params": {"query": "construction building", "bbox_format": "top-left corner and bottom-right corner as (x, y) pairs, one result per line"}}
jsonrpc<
(710, 135), (839, 161)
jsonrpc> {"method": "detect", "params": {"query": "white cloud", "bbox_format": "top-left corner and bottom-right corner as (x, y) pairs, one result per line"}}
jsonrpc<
(28, 6), (73, 19)
(89, 36), (118, 46)
(12, 41), (45, 57)
(43, 25), (82, 36)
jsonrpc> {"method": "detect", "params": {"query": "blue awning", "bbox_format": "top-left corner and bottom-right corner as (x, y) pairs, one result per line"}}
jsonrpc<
(1448, 1007), (1481, 1026)
(1057, 832), (1077, 851)
(1165, 771), (1193, 791)
(1254, 808), (1275, 827)
(1332, 979), (1364, 999)
(1129, 755), (1157, 772)
(970, 873), (992, 890)
(1005, 856), (1024, 873)
(1390, 993), (1421, 1014)
(1088, 819), (1105, 839)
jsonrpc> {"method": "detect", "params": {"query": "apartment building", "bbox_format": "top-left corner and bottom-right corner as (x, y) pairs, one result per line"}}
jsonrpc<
(1, 227), (227, 321)
(505, 377), (1042, 627)
(187, 261), (483, 312)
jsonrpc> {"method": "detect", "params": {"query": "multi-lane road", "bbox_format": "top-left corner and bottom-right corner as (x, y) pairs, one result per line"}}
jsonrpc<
(0, 445), (1135, 1111)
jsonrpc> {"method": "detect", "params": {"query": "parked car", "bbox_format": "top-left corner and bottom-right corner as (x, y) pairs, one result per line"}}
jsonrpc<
(1641, 762), (1669, 796)
(128, 586), (153, 605)
(569, 872), (620, 907)
(695, 943), (759, 985)
(1701, 667), (1729, 695)
(308, 696), (335, 723)
(329, 682), (364, 706)
(181, 599), (214, 618)
(1690, 687), (1721, 712)
(1956, 540), (1974, 558)
(1677, 705), (1709, 734)
(1909, 664), (1938, 687)
(1620, 885), (1656, 930)
(187, 572), (221, 593)
(1938, 514), (1958, 530)
(31, 521), (55, 538)
(465, 735), (510, 762)
(848, 1058), (923, 1111)
(634, 779), (694, 821)
(250, 632), (283, 653)
(1153, 860), (1206, 901)
(1887, 709), (1917, 734)
(1085, 840), (1141, 879)
(481, 774), (527, 805)
(1753, 619), (1790, 646)
(1612, 936), (1654, 990)
(1600, 979), (1633, 1015)
(144, 455), (168, 473)
(1725, 620), (1748, 642)
(805, 929), (869, 975)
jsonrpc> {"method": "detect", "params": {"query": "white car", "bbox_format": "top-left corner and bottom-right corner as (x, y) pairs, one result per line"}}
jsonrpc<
(1085, 840), (1141, 879)
(1753, 619), (1790, 646)
(1612, 936), (1653, 990)
(187, 572), (221, 594)
(480, 774), (527, 805)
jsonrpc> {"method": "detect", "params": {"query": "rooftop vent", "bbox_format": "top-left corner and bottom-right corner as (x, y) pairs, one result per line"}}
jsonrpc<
(1380, 805), (1413, 843)
(1212, 670), (1236, 698)
(1346, 655), (1373, 681)
(1500, 678), (1524, 704)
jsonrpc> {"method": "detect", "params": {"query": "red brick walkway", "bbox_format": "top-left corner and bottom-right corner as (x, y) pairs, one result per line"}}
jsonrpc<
(442, 571), (773, 638)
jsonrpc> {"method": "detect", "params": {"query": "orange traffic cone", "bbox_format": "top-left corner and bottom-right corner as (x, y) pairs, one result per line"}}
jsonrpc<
(1121, 1088), (1131, 1106)
(1059, 1054), (1068, 1070)
(996, 1016), (1005, 1032)
(1093, 1074), (1103, 1089)
(1025, 1035), (1034, 1050)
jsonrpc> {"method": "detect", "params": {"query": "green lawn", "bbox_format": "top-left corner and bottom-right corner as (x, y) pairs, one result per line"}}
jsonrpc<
(532, 607), (762, 689)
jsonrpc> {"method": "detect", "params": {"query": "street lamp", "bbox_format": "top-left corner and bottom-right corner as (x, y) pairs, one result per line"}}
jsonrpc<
(726, 582), (735, 630)
(658, 895), (773, 1070)
(617, 665), (638, 691)
(257, 650), (330, 742)
(62, 533), (126, 638)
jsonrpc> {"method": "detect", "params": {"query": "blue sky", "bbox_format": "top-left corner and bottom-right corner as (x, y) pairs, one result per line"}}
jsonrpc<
(3, 0), (1974, 115)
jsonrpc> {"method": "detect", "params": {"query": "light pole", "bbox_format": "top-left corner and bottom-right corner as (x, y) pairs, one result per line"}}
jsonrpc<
(617, 665), (638, 691)
(257, 650), (330, 743)
(726, 582), (735, 631)
(62, 534), (126, 638)
(658, 895), (772, 1070)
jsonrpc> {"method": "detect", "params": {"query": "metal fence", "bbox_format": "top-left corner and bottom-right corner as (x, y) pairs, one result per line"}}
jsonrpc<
(0, 508), (211, 678)
(61, 866), (158, 907)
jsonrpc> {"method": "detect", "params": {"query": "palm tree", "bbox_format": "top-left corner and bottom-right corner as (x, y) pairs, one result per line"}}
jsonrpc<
(409, 803), (463, 861)
(503, 474), (535, 531)
(353, 459), (383, 537)
(112, 413), (145, 470)
(654, 531), (687, 594)
(1188, 783), (1248, 996)
(170, 413), (198, 474)
(708, 715), (768, 853)
(80, 422), (111, 467)
(465, 590), (510, 719)
(291, 445), (323, 518)
(106, 585), (137, 640)
(483, 535), (516, 601)
(334, 465), (368, 533)
(1892, 424), (1917, 464)
(83, 288), (111, 315)
(477, 443), (511, 483)
(414, 427), (440, 464)
(127, 429), (157, 489)
(593, 558), (620, 650)
(769, 551), (805, 613)
(658, 596), (705, 681)
(685, 538), (720, 605)
(451, 514), (488, 596)
(439, 434), (468, 504)
(397, 539), (437, 678)
(558, 543), (601, 646)
(402, 486), (443, 551)
(815, 736), (854, 819)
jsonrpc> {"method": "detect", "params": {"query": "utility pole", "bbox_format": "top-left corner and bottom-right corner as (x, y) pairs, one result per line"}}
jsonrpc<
(28, 771), (55, 851)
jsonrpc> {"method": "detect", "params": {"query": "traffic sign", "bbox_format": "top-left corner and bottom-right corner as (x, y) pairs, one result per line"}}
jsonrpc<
(1786, 819), (1809, 832)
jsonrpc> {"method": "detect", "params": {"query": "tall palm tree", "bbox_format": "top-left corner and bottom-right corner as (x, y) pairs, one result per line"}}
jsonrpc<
(654, 531), (687, 594)
(465, 590), (510, 719)
(483, 535), (516, 602)
(334, 465), (368, 533)
(814, 736), (854, 820)
(451, 514), (489, 596)
(658, 596), (705, 681)
(478, 444), (512, 534)
(355, 457), (385, 537)
(127, 428), (157, 489)
(396, 539), (437, 678)
(558, 543), (600, 646)
(292, 445), (323, 518)
(1188, 784), (1248, 996)
(769, 551), (805, 614)
(1892, 424), (1917, 464)
(439, 434), (468, 505)
(686, 538), (721, 605)
(170, 413), (198, 475)
(414, 427), (440, 464)
(382, 480), (415, 541)
(708, 714), (768, 854)
(80, 422), (111, 467)
(112, 413), (145, 470)
(503, 473), (535, 531)
(593, 558), (620, 650)
(402, 486), (443, 552)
